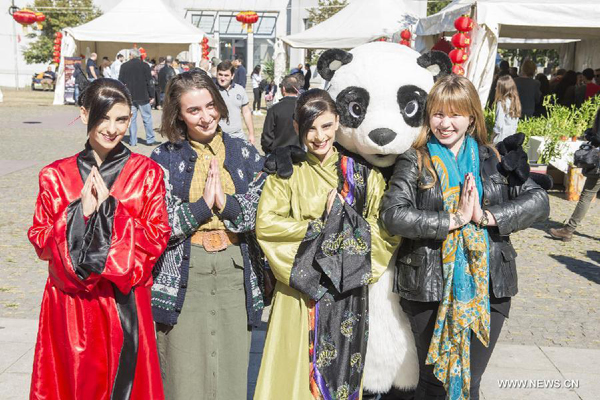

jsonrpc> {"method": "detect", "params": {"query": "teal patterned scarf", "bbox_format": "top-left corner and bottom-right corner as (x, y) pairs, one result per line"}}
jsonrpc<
(426, 135), (491, 399)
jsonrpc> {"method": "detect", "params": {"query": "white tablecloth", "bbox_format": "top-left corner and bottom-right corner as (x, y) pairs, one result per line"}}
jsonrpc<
(527, 136), (585, 173)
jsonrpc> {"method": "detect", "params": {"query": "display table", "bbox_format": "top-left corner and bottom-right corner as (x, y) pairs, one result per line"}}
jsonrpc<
(527, 136), (585, 173)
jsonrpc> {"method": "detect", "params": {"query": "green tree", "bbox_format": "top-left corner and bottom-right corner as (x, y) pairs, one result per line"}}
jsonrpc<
(22, 0), (102, 64)
(498, 48), (560, 70)
(427, 0), (452, 16)
(307, 0), (348, 27)
(306, 0), (348, 64)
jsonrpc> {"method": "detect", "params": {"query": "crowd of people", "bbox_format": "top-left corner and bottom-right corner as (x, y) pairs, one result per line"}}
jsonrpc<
(25, 45), (600, 400)
(488, 60), (600, 122)
(486, 59), (600, 243)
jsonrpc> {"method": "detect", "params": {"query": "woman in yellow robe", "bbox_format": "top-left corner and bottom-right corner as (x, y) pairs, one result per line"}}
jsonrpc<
(254, 89), (398, 400)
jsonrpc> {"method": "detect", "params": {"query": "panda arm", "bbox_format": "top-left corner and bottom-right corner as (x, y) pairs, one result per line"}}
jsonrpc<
(380, 151), (450, 241)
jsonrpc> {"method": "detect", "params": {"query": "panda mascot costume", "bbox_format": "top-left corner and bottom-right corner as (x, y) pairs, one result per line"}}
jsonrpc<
(312, 42), (452, 399)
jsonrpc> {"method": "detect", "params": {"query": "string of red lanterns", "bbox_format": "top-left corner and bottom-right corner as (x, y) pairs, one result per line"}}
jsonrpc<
(52, 32), (62, 65)
(400, 29), (411, 47)
(449, 15), (474, 76)
(201, 37), (210, 60)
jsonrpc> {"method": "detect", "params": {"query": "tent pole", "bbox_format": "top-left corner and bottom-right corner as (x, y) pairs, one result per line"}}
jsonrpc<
(11, 0), (20, 90)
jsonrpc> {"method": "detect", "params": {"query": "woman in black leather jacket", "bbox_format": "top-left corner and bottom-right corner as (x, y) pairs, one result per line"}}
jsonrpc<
(380, 75), (549, 400)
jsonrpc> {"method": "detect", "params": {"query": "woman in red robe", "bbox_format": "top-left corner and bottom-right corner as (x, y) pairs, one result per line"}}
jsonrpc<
(28, 78), (171, 400)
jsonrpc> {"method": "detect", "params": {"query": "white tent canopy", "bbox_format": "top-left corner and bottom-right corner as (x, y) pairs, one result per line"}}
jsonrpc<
(281, 0), (426, 49)
(53, 0), (210, 105)
(416, 0), (600, 107)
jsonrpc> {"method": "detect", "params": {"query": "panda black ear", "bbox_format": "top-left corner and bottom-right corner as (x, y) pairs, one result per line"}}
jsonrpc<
(317, 49), (353, 81)
(417, 51), (452, 82)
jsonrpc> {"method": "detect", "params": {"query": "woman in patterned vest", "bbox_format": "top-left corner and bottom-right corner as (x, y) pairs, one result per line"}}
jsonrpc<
(150, 70), (266, 400)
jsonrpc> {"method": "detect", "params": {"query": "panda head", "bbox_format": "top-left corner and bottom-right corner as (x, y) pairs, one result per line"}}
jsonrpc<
(317, 42), (452, 168)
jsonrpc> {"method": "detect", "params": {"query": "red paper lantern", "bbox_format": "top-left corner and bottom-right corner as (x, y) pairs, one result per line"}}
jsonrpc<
(400, 29), (411, 41)
(35, 13), (45, 22)
(202, 37), (209, 44)
(454, 15), (474, 32)
(452, 64), (465, 75)
(236, 13), (244, 23)
(247, 13), (258, 24)
(53, 56), (60, 64)
(53, 44), (60, 51)
(53, 51), (60, 57)
(449, 48), (468, 64)
(400, 39), (410, 46)
(54, 37), (62, 45)
(451, 32), (470, 48)
(13, 10), (37, 26)
(55, 32), (62, 39)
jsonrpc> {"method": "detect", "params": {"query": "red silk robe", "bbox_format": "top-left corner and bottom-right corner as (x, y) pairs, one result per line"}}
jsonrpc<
(28, 143), (170, 400)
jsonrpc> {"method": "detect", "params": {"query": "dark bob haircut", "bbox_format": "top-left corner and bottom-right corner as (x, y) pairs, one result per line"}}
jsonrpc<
(294, 89), (337, 143)
(216, 60), (235, 74)
(160, 69), (229, 143)
(77, 78), (132, 134)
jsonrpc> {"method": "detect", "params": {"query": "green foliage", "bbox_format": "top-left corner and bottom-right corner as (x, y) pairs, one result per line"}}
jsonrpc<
(484, 104), (496, 142)
(307, 0), (348, 26)
(497, 48), (559, 69)
(427, 0), (452, 16)
(306, 0), (348, 66)
(22, 0), (102, 64)
(262, 59), (274, 83)
(513, 95), (600, 164)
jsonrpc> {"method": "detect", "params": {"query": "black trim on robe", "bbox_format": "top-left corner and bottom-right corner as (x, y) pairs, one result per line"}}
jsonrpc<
(78, 141), (131, 190)
(111, 284), (139, 400)
(67, 141), (131, 279)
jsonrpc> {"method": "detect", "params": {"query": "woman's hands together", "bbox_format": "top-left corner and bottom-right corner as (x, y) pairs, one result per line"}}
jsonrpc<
(326, 189), (344, 215)
(80, 167), (109, 217)
(202, 158), (226, 212)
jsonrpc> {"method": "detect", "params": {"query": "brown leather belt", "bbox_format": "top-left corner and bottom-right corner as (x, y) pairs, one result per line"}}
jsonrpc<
(191, 230), (239, 252)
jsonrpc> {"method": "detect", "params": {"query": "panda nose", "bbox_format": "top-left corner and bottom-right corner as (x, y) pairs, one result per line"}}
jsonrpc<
(368, 128), (396, 147)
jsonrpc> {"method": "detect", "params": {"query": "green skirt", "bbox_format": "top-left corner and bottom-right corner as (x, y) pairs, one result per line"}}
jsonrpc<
(157, 243), (251, 400)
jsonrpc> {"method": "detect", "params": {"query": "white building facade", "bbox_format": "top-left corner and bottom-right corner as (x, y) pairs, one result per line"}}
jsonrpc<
(1, 0), (326, 88)
(179, 0), (319, 70)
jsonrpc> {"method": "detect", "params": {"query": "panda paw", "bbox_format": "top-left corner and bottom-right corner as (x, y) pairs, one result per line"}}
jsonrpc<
(263, 145), (306, 179)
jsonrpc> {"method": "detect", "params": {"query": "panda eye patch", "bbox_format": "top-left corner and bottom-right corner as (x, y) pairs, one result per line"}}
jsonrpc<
(397, 85), (427, 128)
(336, 87), (370, 128)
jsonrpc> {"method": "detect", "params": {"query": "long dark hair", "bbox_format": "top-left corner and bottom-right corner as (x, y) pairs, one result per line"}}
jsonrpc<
(555, 70), (577, 102)
(294, 89), (337, 144)
(252, 65), (261, 75)
(160, 69), (229, 143)
(78, 78), (132, 134)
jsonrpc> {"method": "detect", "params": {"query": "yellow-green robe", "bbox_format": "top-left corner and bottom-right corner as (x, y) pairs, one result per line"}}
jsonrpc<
(254, 150), (398, 400)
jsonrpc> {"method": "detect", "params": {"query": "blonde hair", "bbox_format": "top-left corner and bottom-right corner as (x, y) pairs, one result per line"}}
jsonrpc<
(494, 75), (522, 119)
(413, 74), (491, 189)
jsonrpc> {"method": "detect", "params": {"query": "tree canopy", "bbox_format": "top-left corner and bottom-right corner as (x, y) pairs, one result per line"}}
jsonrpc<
(22, 0), (102, 64)
(427, 0), (452, 16)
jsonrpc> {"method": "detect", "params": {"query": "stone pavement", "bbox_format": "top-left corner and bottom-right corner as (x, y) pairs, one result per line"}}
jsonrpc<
(1, 317), (599, 400)
(0, 89), (599, 398)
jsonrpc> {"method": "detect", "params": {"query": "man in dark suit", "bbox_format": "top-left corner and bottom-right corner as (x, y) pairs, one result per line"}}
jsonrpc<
(233, 56), (247, 88)
(158, 55), (176, 106)
(261, 75), (301, 154)
(119, 48), (156, 146)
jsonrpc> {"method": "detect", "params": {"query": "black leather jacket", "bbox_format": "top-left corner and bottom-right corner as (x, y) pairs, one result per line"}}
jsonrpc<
(158, 65), (176, 93)
(380, 146), (550, 302)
